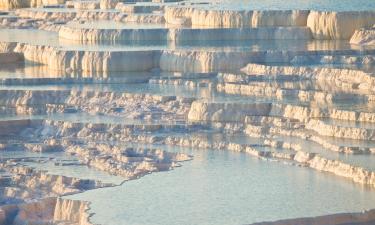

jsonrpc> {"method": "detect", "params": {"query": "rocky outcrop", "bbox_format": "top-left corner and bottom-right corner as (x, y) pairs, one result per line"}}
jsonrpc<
(14, 43), (159, 72)
(1, 197), (91, 225)
(294, 150), (375, 187)
(307, 11), (375, 39)
(241, 63), (375, 92)
(0, 163), (110, 200)
(216, 82), (368, 105)
(306, 119), (375, 141)
(72, 1), (99, 10)
(251, 10), (309, 27)
(59, 25), (311, 42)
(99, 0), (117, 9)
(187, 101), (272, 122)
(3, 40), (374, 73)
(350, 27), (375, 45)
(115, 13), (165, 24)
(2, 3), (375, 224)
(165, 7), (310, 28)
(165, 6), (375, 40)
(187, 100), (375, 124)
(159, 50), (254, 72)
(66, 144), (192, 178)
(53, 198), (91, 225)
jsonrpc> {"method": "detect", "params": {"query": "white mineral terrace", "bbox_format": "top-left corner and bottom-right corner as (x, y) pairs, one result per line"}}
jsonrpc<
(0, 0), (375, 224)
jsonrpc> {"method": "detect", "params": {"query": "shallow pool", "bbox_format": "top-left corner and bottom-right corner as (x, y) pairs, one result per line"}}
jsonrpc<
(67, 144), (375, 225)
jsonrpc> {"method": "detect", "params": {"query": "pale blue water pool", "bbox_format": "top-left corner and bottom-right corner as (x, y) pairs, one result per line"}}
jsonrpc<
(67, 144), (375, 225)
(1, 28), (374, 51)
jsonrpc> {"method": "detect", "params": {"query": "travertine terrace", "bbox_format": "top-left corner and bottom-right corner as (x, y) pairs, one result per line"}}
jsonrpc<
(0, 0), (375, 224)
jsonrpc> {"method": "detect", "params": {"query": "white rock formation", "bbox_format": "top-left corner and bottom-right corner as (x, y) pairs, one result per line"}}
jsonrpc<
(241, 63), (375, 92)
(115, 13), (165, 24)
(350, 27), (375, 45)
(58, 25), (311, 42)
(14, 43), (158, 72)
(99, 0), (117, 10)
(3, 197), (91, 225)
(165, 7), (310, 28)
(187, 101), (271, 122)
(306, 119), (375, 141)
(116, 3), (162, 13)
(53, 198), (91, 225)
(159, 50), (254, 72)
(72, 1), (99, 10)
(251, 10), (309, 27)
(66, 144), (192, 178)
(307, 11), (375, 39)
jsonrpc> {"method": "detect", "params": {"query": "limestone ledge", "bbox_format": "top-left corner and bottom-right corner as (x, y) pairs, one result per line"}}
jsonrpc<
(114, 12), (165, 24)
(9, 117), (375, 189)
(159, 49), (373, 72)
(0, 197), (91, 225)
(72, 1), (99, 10)
(218, 73), (375, 96)
(187, 101), (272, 122)
(243, 116), (374, 154)
(0, 162), (110, 203)
(149, 77), (212, 88)
(165, 6), (375, 39)
(14, 43), (159, 72)
(65, 143), (192, 179)
(37, 120), (375, 189)
(9, 5), (375, 41)
(0, 89), (191, 121)
(216, 82), (369, 105)
(36, 120), (200, 143)
(58, 25), (312, 42)
(350, 27), (375, 46)
(99, 0), (117, 10)
(241, 63), (375, 92)
(3, 41), (375, 73)
(307, 11), (375, 39)
(187, 101), (375, 124)
(306, 119), (375, 141)
(141, 134), (375, 188)
(164, 7), (309, 28)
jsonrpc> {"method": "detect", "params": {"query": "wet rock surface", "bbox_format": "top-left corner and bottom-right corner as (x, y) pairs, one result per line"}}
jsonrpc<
(0, 0), (375, 224)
